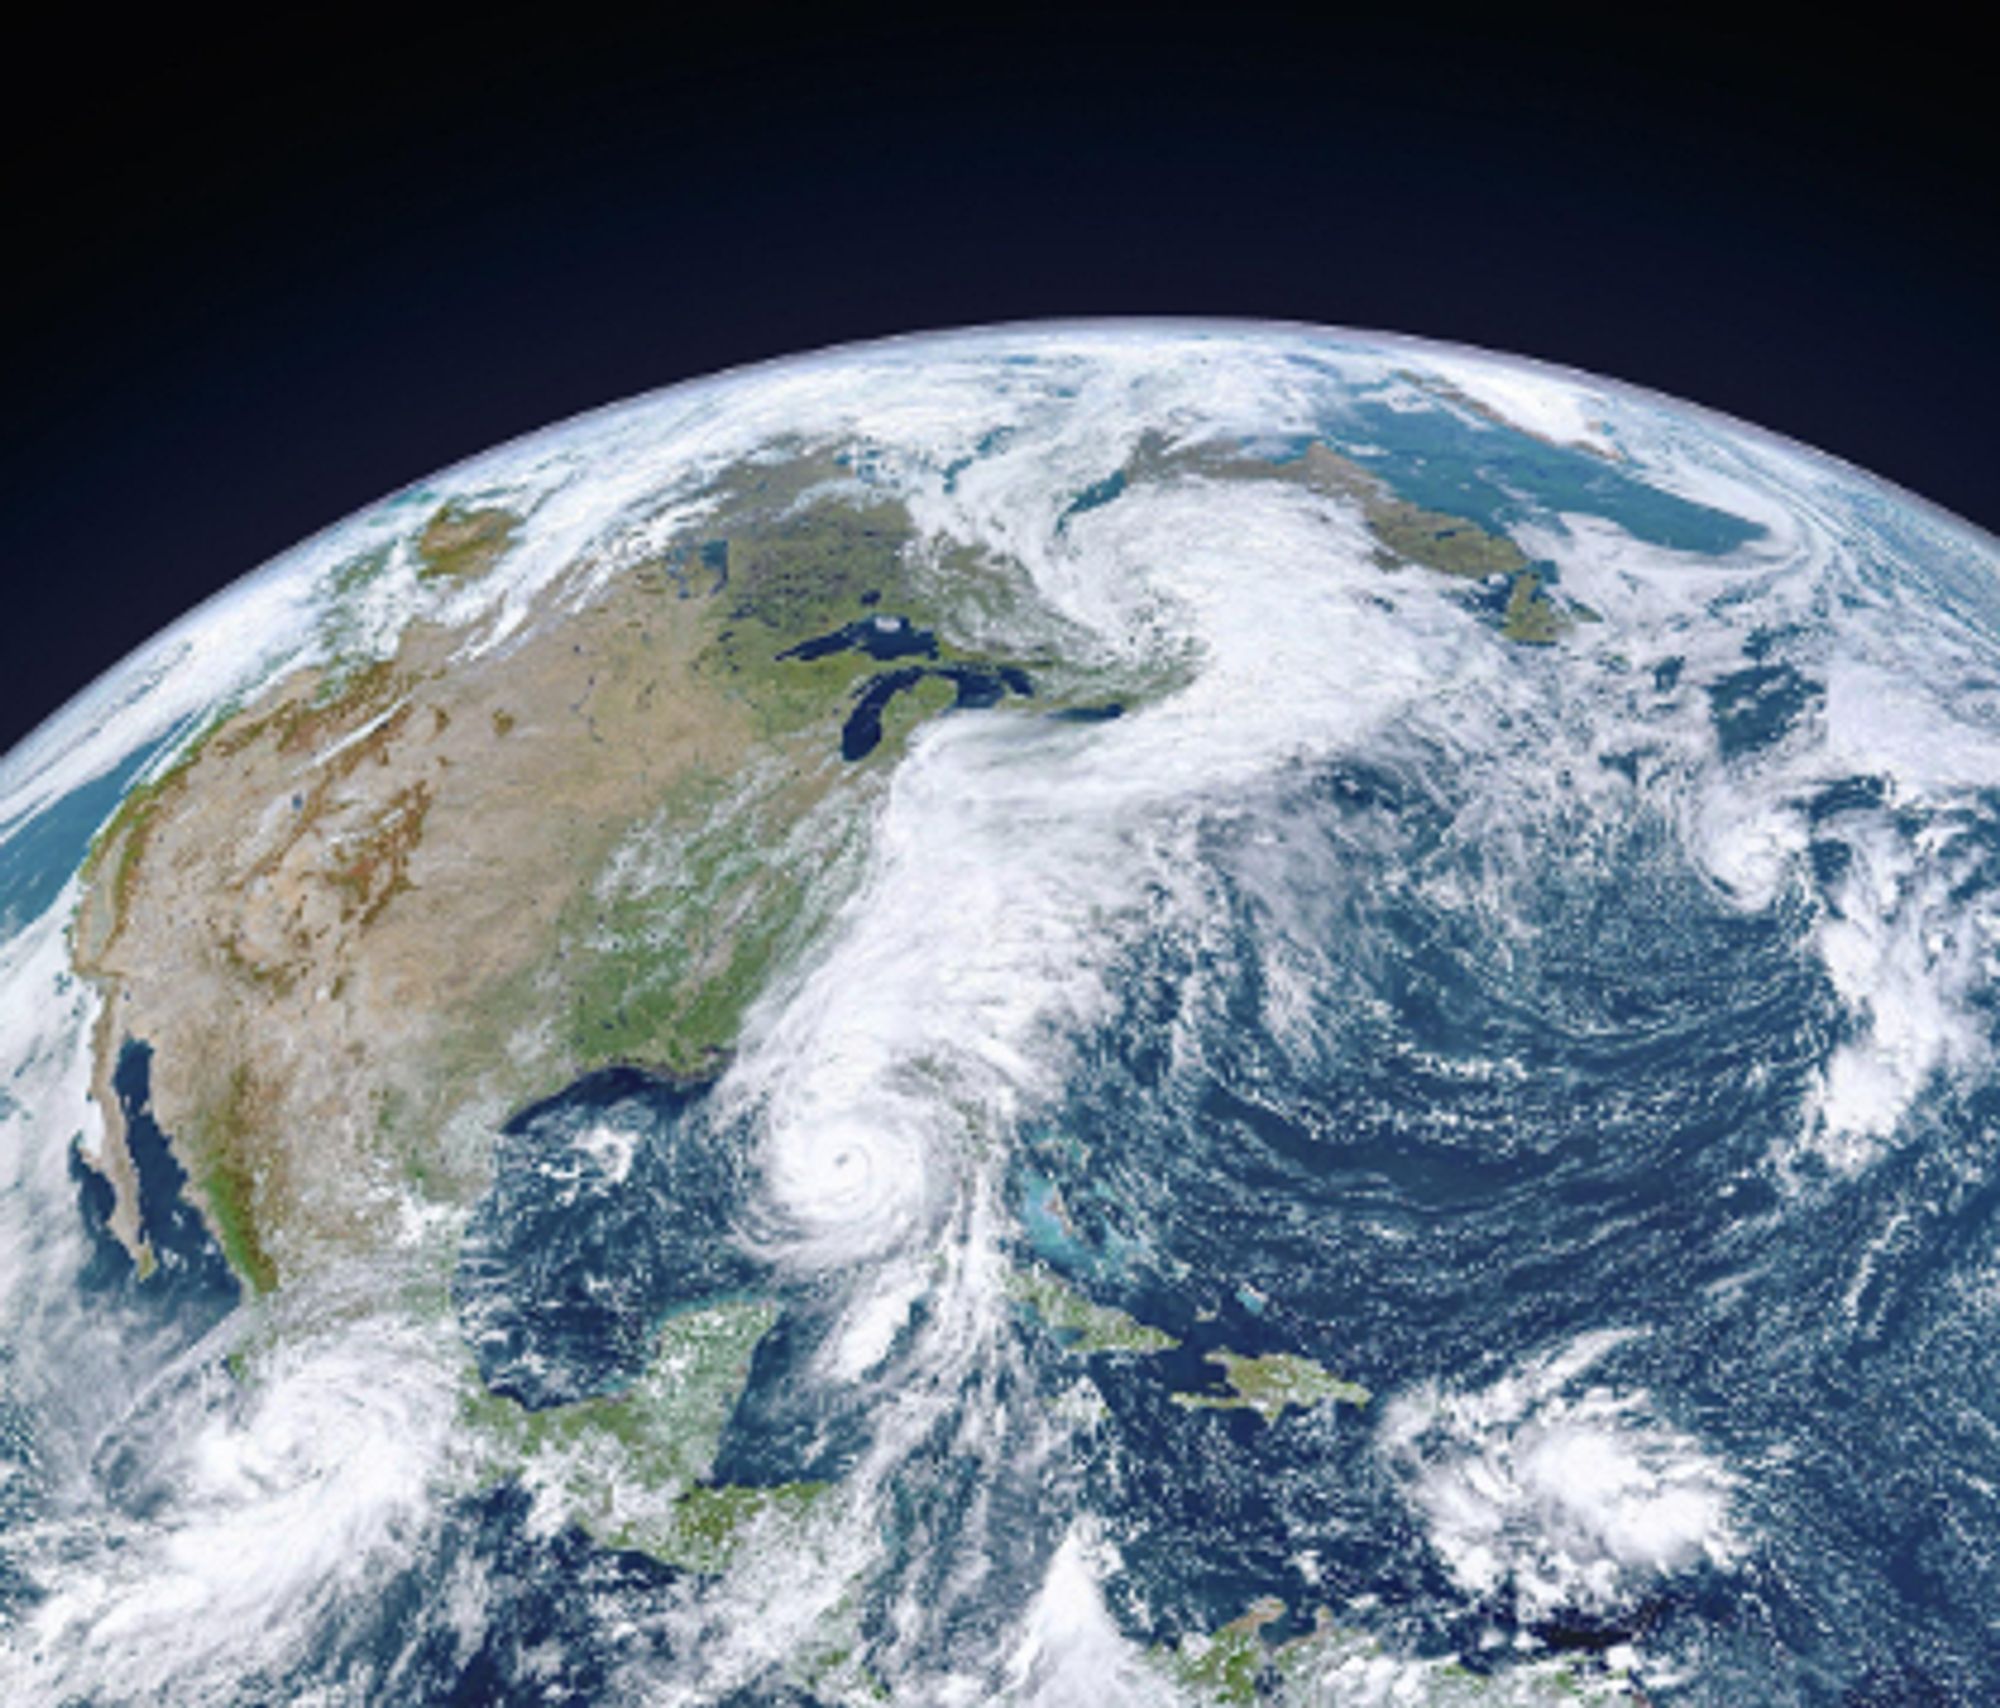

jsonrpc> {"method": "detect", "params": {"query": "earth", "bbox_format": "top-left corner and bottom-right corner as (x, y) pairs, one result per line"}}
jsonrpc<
(0, 322), (1997, 1705)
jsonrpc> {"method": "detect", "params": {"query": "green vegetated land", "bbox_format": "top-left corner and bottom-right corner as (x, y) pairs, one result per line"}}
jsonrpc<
(71, 444), (1182, 1296)
(463, 1299), (831, 1573)
(1107, 432), (1592, 647)
(414, 502), (521, 581)
(557, 455), (1165, 1083)
(1169, 1349), (1371, 1424)
(1155, 1599), (1618, 1705)
(1009, 1262), (1182, 1356)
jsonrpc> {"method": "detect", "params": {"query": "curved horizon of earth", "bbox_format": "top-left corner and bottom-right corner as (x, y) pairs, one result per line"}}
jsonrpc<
(0, 320), (1997, 1704)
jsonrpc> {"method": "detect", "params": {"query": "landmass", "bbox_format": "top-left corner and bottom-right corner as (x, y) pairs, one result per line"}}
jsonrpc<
(1156, 1597), (1638, 1704)
(1008, 1261), (1181, 1356)
(1091, 433), (1588, 645)
(1161, 1596), (1288, 1703)
(1396, 367), (1624, 462)
(63, 431), (1591, 1297)
(414, 501), (520, 581)
(69, 452), (1147, 1292)
(1169, 1348), (1370, 1424)
(461, 1297), (830, 1573)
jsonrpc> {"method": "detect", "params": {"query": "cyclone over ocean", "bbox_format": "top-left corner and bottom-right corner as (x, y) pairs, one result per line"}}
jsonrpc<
(1, 322), (1998, 1704)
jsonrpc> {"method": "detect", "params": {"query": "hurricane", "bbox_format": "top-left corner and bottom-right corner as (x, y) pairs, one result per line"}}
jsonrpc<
(1, 322), (1996, 1703)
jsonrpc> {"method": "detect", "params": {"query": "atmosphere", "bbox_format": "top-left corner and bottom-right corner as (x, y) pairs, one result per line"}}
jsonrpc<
(5, 27), (2000, 1680)
(8, 313), (2000, 1704)
(0, 13), (1991, 754)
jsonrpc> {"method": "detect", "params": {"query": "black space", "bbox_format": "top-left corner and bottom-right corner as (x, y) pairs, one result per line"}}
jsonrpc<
(2, 11), (1992, 756)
